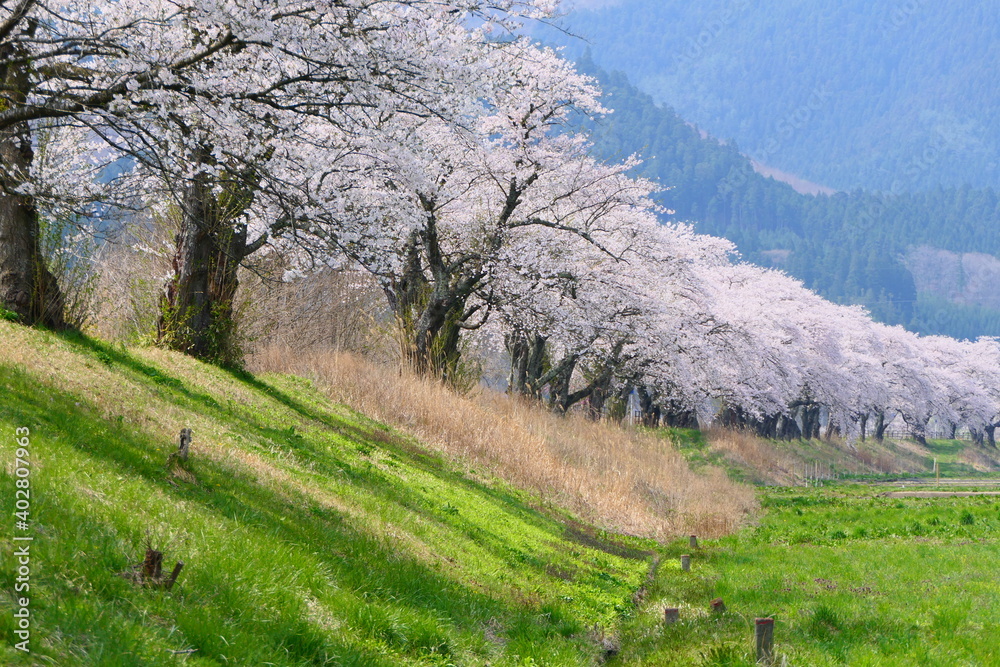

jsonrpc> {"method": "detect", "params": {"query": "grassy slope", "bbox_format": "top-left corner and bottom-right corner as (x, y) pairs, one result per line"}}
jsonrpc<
(0, 323), (659, 666)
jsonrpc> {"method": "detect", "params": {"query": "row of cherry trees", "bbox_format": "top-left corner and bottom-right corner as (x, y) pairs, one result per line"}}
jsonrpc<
(478, 200), (1000, 444)
(2, 0), (997, 443)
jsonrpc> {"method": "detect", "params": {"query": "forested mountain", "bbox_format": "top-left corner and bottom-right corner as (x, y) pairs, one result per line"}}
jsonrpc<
(573, 58), (1000, 339)
(542, 1), (1000, 193)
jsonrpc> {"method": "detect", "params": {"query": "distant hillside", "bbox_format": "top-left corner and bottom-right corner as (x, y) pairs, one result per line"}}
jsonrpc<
(542, 0), (1000, 193)
(573, 59), (1000, 340)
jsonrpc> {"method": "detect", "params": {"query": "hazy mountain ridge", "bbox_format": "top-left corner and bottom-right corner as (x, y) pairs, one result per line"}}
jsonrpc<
(539, 0), (1000, 193)
(570, 59), (1000, 340)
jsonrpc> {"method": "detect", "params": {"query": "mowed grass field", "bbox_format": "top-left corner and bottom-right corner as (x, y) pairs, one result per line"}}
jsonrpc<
(614, 481), (1000, 666)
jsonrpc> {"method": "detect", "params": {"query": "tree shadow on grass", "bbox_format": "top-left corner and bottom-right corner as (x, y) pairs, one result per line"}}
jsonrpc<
(0, 363), (607, 664)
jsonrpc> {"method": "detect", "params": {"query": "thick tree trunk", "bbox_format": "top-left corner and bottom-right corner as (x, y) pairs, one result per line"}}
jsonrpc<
(584, 370), (613, 420)
(635, 387), (661, 427)
(858, 413), (868, 442)
(506, 332), (547, 398)
(546, 356), (577, 413)
(0, 47), (65, 328)
(776, 413), (801, 440)
(823, 415), (838, 441)
(407, 289), (465, 380)
(987, 424), (997, 449)
(662, 404), (699, 429)
(907, 416), (929, 446)
(798, 405), (822, 440)
(158, 147), (264, 364)
(717, 405), (749, 431)
(873, 410), (887, 442)
(385, 224), (481, 383)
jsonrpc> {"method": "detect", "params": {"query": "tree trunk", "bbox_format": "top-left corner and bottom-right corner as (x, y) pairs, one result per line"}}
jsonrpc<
(158, 146), (264, 364)
(506, 331), (547, 398)
(776, 413), (801, 440)
(873, 410), (887, 442)
(907, 416), (928, 446)
(799, 405), (821, 441)
(987, 424), (997, 449)
(635, 387), (661, 427)
(663, 404), (698, 429)
(0, 44), (65, 329)
(823, 415), (837, 441)
(858, 413), (868, 442)
(384, 216), (482, 383)
(584, 362), (616, 420)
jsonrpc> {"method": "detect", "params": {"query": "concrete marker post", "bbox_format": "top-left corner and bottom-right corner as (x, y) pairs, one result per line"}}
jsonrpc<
(680, 554), (691, 572)
(755, 617), (774, 664)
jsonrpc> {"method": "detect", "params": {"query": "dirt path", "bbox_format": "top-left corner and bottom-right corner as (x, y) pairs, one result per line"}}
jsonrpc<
(872, 478), (1000, 486)
(882, 491), (1000, 498)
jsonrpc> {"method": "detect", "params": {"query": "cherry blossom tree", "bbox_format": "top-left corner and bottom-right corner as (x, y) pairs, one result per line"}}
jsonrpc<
(0, 0), (555, 343)
(271, 38), (660, 381)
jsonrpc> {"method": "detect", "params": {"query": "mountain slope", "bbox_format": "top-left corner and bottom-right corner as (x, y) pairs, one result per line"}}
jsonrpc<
(543, 0), (1000, 193)
(573, 60), (1000, 339)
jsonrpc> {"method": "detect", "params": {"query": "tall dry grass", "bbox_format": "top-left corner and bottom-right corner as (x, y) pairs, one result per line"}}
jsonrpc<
(705, 428), (801, 485)
(86, 242), (755, 539)
(250, 346), (757, 540)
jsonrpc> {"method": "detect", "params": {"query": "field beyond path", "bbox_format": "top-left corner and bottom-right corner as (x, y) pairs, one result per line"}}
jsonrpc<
(613, 481), (1000, 665)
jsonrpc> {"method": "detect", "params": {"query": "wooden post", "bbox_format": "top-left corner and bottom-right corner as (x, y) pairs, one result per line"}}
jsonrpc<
(178, 428), (192, 461)
(680, 555), (691, 572)
(664, 607), (679, 624)
(755, 618), (774, 664)
(164, 561), (185, 591)
(689, 535), (698, 549)
(710, 598), (726, 614)
(935, 458), (939, 483)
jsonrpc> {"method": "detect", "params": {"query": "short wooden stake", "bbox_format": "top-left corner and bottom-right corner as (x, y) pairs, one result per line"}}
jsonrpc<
(178, 428), (192, 461)
(755, 617), (774, 664)
(164, 561), (185, 591)
(689, 535), (698, 549)
(680, 555), (691, 572)
(663, 607), (679, 624)
(710, 597), (726, 614)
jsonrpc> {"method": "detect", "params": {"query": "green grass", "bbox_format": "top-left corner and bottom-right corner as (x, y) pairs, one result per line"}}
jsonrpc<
(654, 428), (746, 480)
(611, 483), (1000, 666)
(0, 325), (657, 665)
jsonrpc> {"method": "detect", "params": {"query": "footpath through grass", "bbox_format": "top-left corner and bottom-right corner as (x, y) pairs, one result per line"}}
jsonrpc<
(0, 324), (657, 665)
(614, 481), (1000, 666)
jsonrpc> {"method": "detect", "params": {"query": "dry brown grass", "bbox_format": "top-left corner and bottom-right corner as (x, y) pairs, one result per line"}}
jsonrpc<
(249, 346), (757, 540)
(705, 426), (976, 484)
(705, 428), (802, 484)
(959, 447), (1000, 472)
